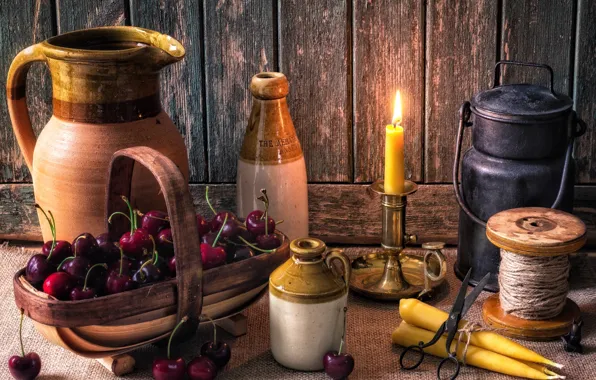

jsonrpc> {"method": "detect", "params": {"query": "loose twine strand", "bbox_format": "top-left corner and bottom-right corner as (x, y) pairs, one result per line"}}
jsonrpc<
(498, 249), (569, 320)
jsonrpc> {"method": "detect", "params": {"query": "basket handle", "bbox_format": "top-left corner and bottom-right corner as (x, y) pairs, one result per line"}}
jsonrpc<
(106, 146), (203, 326)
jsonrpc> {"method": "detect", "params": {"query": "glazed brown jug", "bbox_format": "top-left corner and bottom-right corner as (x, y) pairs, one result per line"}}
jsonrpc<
(6, 27), (189, 242)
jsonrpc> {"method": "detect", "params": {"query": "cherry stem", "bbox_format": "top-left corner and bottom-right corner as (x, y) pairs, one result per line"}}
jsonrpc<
(138, 210), (169, 222)
(73, 234), (87, 257)
(257, 189), (270, 217)
(149, 235), (157, 258)
(200, 314), (217, 345)
(57, 256), (75, 271)
(238, 236), (276, 253)
(83, 263), (107, 291)
(118, 247), (124, 277)
(162, 238), (173, 244)
(167, 316), (188, 360)
(205, 186), (217, 215)
(338, 306), (348, 354)
(108, 211), (131, 225)
(212, 214), (228, 247)
(138, 258), (153, 280)
(18, 309), (25, 357)
(36, 204), (56, 261)
(120, 196), (136, 233)
(276, 219), (284, 225)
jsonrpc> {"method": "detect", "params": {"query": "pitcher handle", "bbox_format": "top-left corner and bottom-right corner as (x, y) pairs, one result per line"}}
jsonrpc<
(6, 43), (47, 171)
(325, 248), (352, 288)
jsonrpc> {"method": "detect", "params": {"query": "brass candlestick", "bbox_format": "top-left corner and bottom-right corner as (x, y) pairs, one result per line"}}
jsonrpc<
(349, 180), (447, 300)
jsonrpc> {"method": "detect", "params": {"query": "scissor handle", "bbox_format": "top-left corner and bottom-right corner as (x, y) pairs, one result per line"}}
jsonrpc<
(399, 343), (425, 370)
(437, 354), (460, 380)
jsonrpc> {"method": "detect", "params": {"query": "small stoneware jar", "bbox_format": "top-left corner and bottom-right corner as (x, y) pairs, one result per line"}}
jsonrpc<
(269, 238), (351, 371)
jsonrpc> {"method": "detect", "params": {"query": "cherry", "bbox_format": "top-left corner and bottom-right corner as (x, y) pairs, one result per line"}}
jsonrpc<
(196, 214), (211, 237)
(168, 256), (176, 275)
(323, 307), (354, 380)
(200, 314), (231, 369)
(205, 186), (238, 236)
(256, 234), (281, 250)
(133, 253), (163, 285)
(96, 233), (121, 263)
(71, 233), (100, 262)
(245, 210), (275, 236)
(200, 215), (228, 270)
(141, 210), (170, 237)
(59, 255), (91, 285)
(109, 196), (153, 259)
(105, 247), (138, 295)
(70, 263), (107, 300)
(43, 272), (74, 300)
(157, 228), (174, 256)
(187, 356), (217, 380)
(41, 240), (71, 266)
(26, 206), (60, 285)
(25, 255), (55, 286)
(108, 257), (136, 276)
(152, 316), (188, 380)
(8, 311), (41, 380)
(201, 233), (220, 247)
(233, 246), (255, 262)
(237, 236), (277, 255)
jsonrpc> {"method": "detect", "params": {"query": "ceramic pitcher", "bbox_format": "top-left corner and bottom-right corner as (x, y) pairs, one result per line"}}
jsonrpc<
(269, 238), (350, 371)
(6, 27), (189, 242)
(236, 72), (308, 241)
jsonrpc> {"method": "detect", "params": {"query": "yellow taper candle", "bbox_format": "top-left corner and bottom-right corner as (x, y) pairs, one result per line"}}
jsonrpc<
(384, 90), (405, 194)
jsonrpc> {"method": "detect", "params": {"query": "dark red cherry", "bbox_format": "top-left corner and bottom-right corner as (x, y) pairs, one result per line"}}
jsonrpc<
(141, 210), (170, 237)
(200, 341), (231, 369)
(60, 256), (91, 285)
(256, 234), (281, 250)
(196, 214), (211, 237)
(233, 247), (255, 262)
(323, 351), (355, 380)
(109, 257), (136, 276)
(69, 286), (96, 301)
(132, 261), (163, 285)
(96, 233), (121, 263)
(187, 356), (217, 380)
(200, 244), (226, 270)
(72, 233), (100, 261)
(119, 228), (152, 259)
(105, 273), (137, 295)
(201, 233), (220, 246)
(168, 256), (176, 275)
(152, 357), (186, 380)
(25, 254), (56, 286)
(245, 210), (276, 236)
(9, 352), (41, 380)
(210, 212), (237, 232)
(43, 272), (74, 300)
(157, 228), (174, 256)
(41, 240), (72, 265)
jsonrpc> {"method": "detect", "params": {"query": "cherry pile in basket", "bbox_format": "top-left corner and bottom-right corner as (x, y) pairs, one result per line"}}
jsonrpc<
(24, 188), (282, 301)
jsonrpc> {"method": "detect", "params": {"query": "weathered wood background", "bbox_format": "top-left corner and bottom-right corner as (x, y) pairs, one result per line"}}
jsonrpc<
(0, 0), (595, 244)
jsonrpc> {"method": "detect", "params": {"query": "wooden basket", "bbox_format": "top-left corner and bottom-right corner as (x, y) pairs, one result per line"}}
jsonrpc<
(13, 147), (290, 360)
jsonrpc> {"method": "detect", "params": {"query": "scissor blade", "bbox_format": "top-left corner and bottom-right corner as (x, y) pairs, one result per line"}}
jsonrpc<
(461, 272), (491, 317)
(449, 268), (472, 318)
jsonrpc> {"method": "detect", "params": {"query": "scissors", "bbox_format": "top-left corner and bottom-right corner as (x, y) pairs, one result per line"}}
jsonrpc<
(399, 269), (490, 380)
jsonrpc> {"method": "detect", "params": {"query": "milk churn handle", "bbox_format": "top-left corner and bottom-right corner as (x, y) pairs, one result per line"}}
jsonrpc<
(493, 61), (555, 94)
(550, 111), (586, 208)
(452, 102), (487, 227)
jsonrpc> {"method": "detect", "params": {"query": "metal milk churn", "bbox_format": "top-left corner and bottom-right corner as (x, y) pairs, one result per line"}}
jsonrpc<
(453, 61), (587, 291)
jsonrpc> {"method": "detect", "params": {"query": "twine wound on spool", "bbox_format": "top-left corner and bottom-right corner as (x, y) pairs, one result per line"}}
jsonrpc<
(498, 249), (569, 320)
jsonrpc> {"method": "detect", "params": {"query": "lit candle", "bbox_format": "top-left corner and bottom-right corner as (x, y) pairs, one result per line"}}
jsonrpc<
(384, 90), (405, 194)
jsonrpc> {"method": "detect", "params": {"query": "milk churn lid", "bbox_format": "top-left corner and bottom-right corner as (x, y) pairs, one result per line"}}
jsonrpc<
(471, 61), (573, 122)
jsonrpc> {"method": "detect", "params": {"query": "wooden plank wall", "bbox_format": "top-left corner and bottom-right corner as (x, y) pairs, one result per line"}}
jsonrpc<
(0, 0), (594, 244)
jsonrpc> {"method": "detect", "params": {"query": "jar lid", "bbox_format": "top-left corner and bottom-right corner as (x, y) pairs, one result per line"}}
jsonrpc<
(471, 84), (572, 122)
(290, 237), (326, 259)
(486, 207), (586, 256)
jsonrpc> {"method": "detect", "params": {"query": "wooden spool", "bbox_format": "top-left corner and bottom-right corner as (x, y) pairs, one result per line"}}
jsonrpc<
(482, 207), (586, 340)
(13, 147), (290, 374)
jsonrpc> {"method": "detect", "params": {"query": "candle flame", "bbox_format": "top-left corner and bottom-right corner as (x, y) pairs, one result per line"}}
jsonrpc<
(392, 90), (402, 126)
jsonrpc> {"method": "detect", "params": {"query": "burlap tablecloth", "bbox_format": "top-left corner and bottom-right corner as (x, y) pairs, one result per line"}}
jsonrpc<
(0, 243), (594, 379)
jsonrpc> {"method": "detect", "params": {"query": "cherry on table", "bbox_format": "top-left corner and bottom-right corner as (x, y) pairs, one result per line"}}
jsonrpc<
(323, 307), (354, 380)
(187, 356), (217, 380)
(152, 316), (188, 380)
(8, 311), (41, 380)
(43, 272), (74, 300)
(200, 314), (231, 369)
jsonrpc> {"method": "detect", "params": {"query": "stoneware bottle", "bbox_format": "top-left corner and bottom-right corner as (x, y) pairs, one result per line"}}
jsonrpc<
(236, 72), (308, 241)
(269, 238), (351, 371)
(6, 27), (189, 242)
